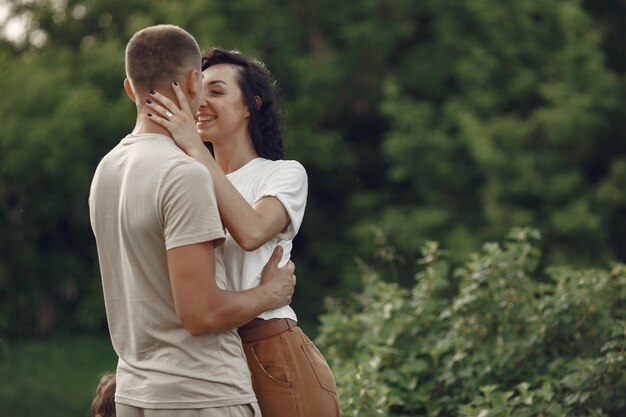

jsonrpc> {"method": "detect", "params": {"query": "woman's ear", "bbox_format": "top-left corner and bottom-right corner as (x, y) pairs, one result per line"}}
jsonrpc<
(246, 95), (262, 118)
(123, 78), (136, 102)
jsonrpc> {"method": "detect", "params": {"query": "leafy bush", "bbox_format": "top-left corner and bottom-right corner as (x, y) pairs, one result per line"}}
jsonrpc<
(317, 228), (626, 416)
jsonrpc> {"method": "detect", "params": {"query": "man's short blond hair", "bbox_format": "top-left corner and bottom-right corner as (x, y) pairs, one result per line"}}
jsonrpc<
(125, 24), (201, 93)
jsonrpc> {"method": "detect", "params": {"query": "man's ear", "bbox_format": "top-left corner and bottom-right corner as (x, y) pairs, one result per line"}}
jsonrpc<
(123, 78), (136, 102)
(186, 69), (200, 100)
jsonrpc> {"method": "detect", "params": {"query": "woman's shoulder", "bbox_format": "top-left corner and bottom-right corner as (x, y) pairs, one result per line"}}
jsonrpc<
(264, 158), (307, 175)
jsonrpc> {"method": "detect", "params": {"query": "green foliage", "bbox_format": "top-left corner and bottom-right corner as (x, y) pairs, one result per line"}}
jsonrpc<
(1, 0), (626, 336)
(317, 228), (626, 416)
(0, 29), (134, 336)
(366, 0), (625, 268)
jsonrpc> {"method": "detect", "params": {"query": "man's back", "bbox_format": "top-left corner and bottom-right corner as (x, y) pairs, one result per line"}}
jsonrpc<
(89, 133), (256, 409)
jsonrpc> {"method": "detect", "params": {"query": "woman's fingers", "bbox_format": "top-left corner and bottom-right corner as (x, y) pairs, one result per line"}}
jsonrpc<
(146, 109), (170, 127)
(147, 89), (179, 115)
(144, 87), (205, 155)
(145, 99), (175, 121)
(171, 82), (192, 115)
(144, 83), (205, 156)
(148, 82), (194, 119)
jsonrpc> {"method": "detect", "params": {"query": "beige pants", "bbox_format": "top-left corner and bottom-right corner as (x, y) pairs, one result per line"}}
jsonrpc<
(116, 402), (261, 417)
(240, 323), (341, 417)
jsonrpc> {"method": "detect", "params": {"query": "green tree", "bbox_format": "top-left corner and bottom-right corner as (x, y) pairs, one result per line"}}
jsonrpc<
(0, 0), (142, 335)
(0, 44), (131, 336)
(1, 0), (626, 336)
(353, 0), (625, 269)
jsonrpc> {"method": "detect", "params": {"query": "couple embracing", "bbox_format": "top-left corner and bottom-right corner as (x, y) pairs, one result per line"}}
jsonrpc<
(89, 24), (339, 417)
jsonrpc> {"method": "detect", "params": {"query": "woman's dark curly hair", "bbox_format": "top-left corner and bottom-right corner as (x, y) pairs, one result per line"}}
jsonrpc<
(202, 48), (284, 160)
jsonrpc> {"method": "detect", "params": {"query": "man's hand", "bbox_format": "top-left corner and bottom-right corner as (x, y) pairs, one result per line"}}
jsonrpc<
(259, 246), (296, 310)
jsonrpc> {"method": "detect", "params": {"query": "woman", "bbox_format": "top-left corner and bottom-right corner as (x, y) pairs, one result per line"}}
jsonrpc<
(146, 48), (340, 417)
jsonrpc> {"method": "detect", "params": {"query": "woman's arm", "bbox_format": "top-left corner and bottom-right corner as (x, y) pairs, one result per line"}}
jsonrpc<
(192, 152), (290, 251)
(146, 84), (290, 250)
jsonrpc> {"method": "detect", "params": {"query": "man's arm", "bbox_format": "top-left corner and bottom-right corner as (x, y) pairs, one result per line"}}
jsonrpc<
(167, 243), (294, 335)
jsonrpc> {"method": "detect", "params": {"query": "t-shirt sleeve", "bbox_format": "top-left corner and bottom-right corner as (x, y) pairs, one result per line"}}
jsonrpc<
(255, 161), (308, 240)
(160, 160), (225, 250)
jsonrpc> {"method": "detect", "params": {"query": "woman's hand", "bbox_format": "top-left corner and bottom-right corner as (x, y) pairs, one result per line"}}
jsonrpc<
(145, 82), (207, 158)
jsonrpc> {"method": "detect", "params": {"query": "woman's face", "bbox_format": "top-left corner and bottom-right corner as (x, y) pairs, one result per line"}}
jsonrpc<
(196, 63), (250, 143)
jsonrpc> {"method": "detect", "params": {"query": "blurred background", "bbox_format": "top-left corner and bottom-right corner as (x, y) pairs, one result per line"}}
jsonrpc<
(0, 0), (625, 415)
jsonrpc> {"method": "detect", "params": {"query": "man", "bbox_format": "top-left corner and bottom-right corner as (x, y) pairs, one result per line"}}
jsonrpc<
(89, 24), (295, 417)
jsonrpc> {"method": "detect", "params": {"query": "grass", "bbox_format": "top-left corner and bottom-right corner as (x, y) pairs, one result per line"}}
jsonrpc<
(0, 334), (117, 417)
(0, 320), (320, 417)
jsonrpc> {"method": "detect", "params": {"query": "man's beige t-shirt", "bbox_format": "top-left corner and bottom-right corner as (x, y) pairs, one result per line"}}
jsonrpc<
(89, 133), (256, 409)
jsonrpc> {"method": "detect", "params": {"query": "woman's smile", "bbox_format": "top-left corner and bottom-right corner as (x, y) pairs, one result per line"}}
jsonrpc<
(197, 115), (216, 122)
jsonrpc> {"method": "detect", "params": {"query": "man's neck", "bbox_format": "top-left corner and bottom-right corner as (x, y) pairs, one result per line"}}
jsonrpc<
(132, 114), (173, 138)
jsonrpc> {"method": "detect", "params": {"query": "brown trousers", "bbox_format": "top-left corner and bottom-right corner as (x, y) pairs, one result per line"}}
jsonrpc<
(239, 319), (340, 417)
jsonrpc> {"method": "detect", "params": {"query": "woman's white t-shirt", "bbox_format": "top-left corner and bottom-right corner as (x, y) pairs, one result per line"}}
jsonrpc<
(224, 157), (308, 321)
